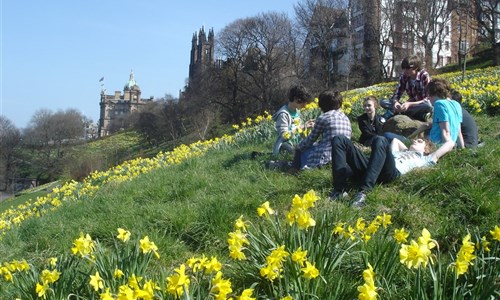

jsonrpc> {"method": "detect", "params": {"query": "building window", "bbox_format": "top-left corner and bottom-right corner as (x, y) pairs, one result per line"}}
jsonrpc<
(445, 41), (450, 50)
(445, 26), (450, 36)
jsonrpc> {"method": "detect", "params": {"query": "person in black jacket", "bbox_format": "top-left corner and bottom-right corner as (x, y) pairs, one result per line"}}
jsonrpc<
(357, 96), (385, 146)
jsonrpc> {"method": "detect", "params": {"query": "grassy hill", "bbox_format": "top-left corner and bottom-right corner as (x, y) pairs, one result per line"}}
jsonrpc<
(0, 68), (498, 299)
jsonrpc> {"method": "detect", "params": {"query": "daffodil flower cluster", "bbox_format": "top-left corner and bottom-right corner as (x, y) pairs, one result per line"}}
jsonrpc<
(286, 190), (320, 230)
(260, 245), (290, 281)
(0, 128), (240, 238)
(357, 263), (378, 300)
(453, 234), (477, 277)
(399, 228), (437, 269)
(228, 216), (250, 260)
(332, 213), (392, 242)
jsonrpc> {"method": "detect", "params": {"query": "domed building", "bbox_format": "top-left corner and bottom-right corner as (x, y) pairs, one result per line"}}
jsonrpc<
(98, 70), (152, 137)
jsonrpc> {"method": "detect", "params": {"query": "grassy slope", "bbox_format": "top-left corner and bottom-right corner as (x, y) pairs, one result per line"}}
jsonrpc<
(0, 114), (498, 268)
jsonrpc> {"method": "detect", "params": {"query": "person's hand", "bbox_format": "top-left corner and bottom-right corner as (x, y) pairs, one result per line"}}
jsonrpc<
(393, 101), (403, 112)
(305, 120), (315, 128)
(400, 102), (412, 111)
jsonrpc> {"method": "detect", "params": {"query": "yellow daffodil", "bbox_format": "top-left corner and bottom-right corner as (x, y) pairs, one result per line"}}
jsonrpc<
(89, 271), (104, 291)
(114, 268), (124, 279)
(257, 201), (275, 217)
(301, 261), (319, 279)
(36, 282), (49, 299)
(394, 228), (409, 244)
(211, 271), (233, 299)
(291, 247), (308, 266)
(237, 288), (256, 300)
(357, 263), (378, 300)
(117, 228), (131, 242)
(490, 225), (500, 242)
(139, 236), (160, 259)
(100, 288), (114, 300)
(166, 264), (190, 298)
(234, 215), (247, 231)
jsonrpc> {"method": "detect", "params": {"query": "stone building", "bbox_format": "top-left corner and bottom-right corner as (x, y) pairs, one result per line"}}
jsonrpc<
(98, 70), (152, 137)
(188, 26), (216, 87)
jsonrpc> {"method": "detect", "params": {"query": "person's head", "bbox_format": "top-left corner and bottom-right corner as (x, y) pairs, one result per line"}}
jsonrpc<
(425, 78), (451, 103)
(450, 89), (462, 102)
(409, 138), (434, 154)
(363, 96), (378, 115)
(288, 85), (312, 109)
(318, 90), (343, 112)
(401, 55), (422, 78)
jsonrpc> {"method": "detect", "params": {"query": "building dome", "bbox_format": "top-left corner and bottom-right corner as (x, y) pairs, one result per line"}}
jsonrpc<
(124, 70), (141, 91)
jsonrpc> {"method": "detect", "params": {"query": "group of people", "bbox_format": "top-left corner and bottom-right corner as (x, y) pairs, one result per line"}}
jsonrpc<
(271, 55), (479, 208)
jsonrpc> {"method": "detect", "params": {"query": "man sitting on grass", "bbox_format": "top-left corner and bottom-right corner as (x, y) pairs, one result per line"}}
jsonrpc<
(328, 135), (455, 208)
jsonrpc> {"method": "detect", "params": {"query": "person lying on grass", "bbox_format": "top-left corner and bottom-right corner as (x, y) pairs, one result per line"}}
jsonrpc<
(328, 134), (456, 208)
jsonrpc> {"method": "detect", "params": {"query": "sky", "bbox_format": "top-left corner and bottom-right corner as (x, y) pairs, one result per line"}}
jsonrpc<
(1, 0), (298, 129)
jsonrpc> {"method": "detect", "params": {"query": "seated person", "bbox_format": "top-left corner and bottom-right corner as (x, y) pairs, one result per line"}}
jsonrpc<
(410, 79), (465, 149)
(380, 55), (433, 122)
(329, 135), (456, 208)
(357, 96), (385, 147)
(272, 85), (314, 156)
(293, 90), (351, 169)
(451, 89), (479, 148)
(358, 96), (408, 145)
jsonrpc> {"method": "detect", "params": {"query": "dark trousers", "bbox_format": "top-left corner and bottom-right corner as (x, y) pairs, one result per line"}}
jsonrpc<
(331, 136), (400, 192)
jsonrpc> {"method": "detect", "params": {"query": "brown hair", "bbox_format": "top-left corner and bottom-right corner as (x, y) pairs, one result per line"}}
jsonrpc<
(425, 78), (451, 99)
(423, 137), (435, 154)
(318, 90), (343, 112)
(288, 85), (312, 104)
(401, 55), (422, 71)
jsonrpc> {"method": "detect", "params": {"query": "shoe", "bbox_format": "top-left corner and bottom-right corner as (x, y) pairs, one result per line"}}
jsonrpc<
(423, 112), (432, 122)
(267, 160), (282, 169)
(328, 190), (348, 201)
(382, 109), (394, 120)
(351, 192), (367, 208)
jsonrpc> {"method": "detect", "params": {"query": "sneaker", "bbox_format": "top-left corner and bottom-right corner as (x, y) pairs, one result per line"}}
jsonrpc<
(423, 112), (432, 122)
(267, 160), (282, 169)
(351, 192), (367, 208)
(382, 109), (394, 120)
(328, 190), (348, 201)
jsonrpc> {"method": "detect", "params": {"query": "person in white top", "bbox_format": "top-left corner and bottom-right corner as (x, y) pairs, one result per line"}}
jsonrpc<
(329, 135), (456, 207)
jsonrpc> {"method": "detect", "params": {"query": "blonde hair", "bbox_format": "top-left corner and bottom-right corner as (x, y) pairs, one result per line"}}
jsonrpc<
(363, 96), (379, 109)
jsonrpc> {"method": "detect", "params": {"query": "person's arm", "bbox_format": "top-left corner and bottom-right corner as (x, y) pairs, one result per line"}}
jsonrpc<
(429, 140), (456, 163)
(439, 121), (452, 145)
(390, 138), (408, 153)
(297, 116), (323, 150)
(275, 112), (291, 139)
(408, 122), (432, 139)
(401, 100), (425, 111)
(392, 75), (405, 109)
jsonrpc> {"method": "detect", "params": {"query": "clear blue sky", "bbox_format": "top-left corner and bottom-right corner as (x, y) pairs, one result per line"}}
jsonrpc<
(1, 0), (297, 128)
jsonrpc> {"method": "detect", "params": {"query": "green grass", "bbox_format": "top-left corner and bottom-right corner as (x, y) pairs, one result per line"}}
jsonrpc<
(1, 115), (498, 259)
(0, 114), (498, 298)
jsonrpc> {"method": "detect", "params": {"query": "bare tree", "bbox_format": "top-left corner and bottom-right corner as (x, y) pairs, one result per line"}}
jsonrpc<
(473, 0), (500, 65)
(401, 0), (452, 68)
(214, 13), (299, 123)
(0, 116), (22, 191)
(380, 0), (399, 78)
(295, 0), (350, 89)
(23, 109), (86, 181)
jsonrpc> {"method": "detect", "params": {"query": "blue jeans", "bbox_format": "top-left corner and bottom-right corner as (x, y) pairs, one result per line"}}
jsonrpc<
(380, 99), (432, 121)
(331, 136), (400, 192)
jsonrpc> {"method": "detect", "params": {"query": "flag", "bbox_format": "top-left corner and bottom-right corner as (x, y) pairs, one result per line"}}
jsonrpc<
(99, 77), (104, 82)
